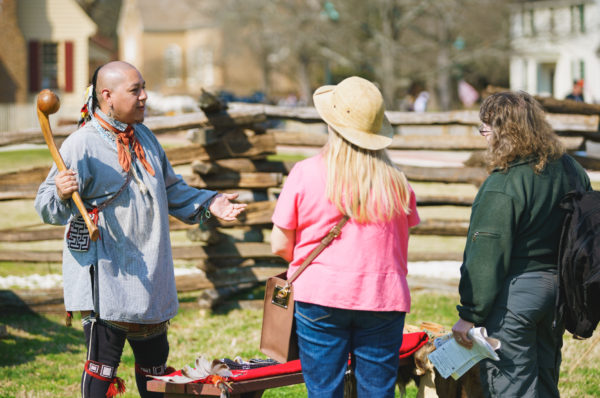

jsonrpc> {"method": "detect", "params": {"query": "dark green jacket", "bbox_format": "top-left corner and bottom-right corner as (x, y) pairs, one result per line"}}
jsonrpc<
(457, 155), (591, 324)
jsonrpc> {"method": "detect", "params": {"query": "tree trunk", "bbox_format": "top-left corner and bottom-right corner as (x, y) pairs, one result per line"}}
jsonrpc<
(436, 45), (452, 111)
(260, 47), (271, 99)
(297, 53), (312, 105)
(378, 2), (398, 108)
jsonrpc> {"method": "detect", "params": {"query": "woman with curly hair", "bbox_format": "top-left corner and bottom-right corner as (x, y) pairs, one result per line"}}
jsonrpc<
(451, 91), (591, 397)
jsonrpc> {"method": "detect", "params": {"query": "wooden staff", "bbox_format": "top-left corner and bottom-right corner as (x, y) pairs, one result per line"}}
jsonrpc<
(37, 89), (99, 241)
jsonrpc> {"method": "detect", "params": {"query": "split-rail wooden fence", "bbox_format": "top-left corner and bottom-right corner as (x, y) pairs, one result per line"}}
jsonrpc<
(1, 100), (599, 313)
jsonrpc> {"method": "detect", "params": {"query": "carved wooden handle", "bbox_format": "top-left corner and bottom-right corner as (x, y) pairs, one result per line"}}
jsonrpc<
(37, 89), (99, 241)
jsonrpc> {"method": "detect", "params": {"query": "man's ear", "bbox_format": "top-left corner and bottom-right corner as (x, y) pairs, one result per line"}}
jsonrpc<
(100, 89), (111, 107)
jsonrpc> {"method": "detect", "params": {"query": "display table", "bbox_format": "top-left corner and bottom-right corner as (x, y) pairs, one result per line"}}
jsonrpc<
(147, 371), (304, 398)
(147, 331), (429, 397)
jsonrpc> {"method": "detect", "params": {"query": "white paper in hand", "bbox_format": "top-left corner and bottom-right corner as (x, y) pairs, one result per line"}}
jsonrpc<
(427, 327), (501, 380)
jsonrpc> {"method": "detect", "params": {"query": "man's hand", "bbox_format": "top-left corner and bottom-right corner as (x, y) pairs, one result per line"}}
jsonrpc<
(452, 318), (475, 349)
(55, 170), (78, 201)
(208, 193), (247, 221)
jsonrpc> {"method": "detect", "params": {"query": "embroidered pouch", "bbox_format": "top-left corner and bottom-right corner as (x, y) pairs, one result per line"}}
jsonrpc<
(65, 174), (133, 252)
(67, 214), (91, 251)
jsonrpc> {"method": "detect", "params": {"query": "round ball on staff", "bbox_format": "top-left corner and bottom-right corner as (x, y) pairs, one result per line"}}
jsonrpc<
(37, 89), (60, 115)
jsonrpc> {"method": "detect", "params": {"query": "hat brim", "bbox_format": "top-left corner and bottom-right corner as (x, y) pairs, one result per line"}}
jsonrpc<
(313, 85), (394, 151)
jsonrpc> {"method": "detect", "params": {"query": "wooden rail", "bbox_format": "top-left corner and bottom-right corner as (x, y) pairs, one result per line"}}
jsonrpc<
(1, 103), (598, 147)
(2, 101), (599, 313)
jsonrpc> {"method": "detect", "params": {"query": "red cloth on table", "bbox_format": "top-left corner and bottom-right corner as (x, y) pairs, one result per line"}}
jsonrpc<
(231, 359), (302, 381)
(228, 332), (427, 382)
(163, 332), (429, 383)
(398, 331), (429, 358)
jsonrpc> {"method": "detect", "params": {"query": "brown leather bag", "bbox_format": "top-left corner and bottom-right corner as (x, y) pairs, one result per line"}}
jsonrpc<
(260, 216), (349, 363)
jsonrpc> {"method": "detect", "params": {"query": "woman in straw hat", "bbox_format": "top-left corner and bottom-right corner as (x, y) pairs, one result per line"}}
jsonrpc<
(271, 76), (420, 397)
(451, 91), (591, 397)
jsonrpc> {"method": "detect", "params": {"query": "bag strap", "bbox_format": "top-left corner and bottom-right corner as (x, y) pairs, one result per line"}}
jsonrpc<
(561, 155), (584, 193)
(554, 154), (583, 330)
(96, 173), (133, 212)
(286, 215), (350, 286)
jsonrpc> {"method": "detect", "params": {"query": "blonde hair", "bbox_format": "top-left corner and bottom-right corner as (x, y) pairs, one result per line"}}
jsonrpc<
(324, 127), (412, 223)
(480, 91), (565, 174)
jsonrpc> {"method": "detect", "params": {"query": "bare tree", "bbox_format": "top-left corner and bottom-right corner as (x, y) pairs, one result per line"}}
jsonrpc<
(214, 0), (339, 104)
(401, 0), (512, 109)
(314, 0), (511, 109)
(213, 0), (512, 109)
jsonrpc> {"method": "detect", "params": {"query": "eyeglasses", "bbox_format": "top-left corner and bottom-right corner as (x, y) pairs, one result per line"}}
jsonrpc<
(478, 124), (492, 136)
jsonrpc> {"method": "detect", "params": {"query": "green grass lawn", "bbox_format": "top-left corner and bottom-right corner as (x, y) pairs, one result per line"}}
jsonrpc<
(0, 147), (52, 174)
(1, 291), (598, 397)
(0, 145), (306, 175)
(0, 292), (439, 398)
(1, 149), (599, 397)
(0, 199), (41, 230)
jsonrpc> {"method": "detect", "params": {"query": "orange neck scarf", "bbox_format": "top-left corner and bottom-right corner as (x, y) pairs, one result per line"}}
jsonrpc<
(94, 113), (155, 176)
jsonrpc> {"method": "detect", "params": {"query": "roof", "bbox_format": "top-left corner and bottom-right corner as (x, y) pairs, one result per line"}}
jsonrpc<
(17, 0), (97, 40)
(76, 0), (122, 39)
(137, 0), (214, 31)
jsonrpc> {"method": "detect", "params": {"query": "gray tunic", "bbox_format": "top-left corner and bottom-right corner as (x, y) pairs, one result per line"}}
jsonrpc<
(34, 114), (216, 323)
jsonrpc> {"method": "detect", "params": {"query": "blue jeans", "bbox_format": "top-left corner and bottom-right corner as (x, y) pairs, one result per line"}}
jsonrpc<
(294, 301), (405, 398)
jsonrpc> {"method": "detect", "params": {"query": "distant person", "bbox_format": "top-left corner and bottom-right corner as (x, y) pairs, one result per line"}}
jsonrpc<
(400, 81), (429, 112)
(271, 76), (420, 397)
(566, 79), (585, 102)
(452, 91), (591, 398)
(277, 93), (300, 107)
(35, 61), (246, 398)
(458, 80), (479, 108)
(413, 91), (430, 112)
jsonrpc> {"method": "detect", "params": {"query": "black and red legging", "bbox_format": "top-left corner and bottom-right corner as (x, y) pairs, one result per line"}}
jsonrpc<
(81, 318), (170, 398)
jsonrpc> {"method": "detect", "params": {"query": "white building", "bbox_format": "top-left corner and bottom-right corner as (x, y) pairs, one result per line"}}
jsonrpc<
(510, 0), (600, 103)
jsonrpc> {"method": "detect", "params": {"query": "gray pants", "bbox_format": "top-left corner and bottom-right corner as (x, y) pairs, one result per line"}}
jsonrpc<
(480, 270), (563, 398)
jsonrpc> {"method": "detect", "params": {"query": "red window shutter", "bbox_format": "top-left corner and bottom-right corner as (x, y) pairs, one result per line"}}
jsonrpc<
(65, 41), (74, 93)
(28, 41), (40, 93)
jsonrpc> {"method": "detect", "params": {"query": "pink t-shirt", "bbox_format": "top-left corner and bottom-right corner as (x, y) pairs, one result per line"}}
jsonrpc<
(271, 155), (420, 312)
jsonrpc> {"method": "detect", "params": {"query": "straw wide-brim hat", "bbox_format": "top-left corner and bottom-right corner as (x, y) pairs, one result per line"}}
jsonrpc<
(313, 76), (393, 150)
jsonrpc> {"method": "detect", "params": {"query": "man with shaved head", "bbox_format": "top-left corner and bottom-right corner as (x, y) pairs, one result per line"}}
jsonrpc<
(35, 61), (246, 397)
(95, 61), (148, 124)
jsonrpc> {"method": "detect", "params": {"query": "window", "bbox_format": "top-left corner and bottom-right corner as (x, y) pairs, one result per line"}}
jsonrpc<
(41, 43), (58, 89)
(164, 44), (182, 87)
(528, 9), (536, 36)
(572, 59), (585, 81)
(522, 9), (536, 36)
(189, 47), (214, 88)
(29, 41), (71, 93)
(570, 4), (585, 33)
(522, 59), (528, 91)
(537, 62), (556, 97)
